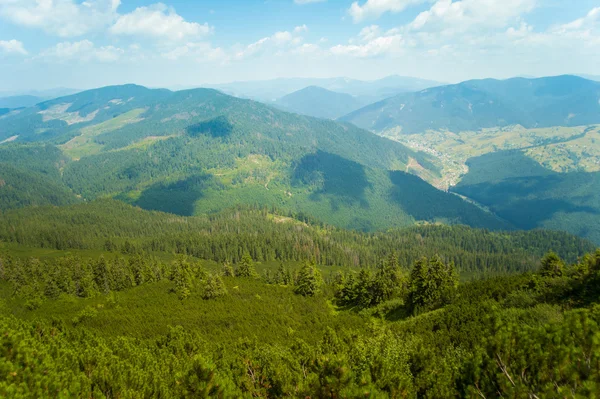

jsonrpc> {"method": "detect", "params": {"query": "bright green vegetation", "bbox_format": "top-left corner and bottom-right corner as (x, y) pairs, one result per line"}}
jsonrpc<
(60, 108), (147, 159)
(0, 208), (599, 397)
(341, 75), (600, 134)
(275, 86), (366, 119)
(0, 84), (516, 232)
(452, 151), (600, 244)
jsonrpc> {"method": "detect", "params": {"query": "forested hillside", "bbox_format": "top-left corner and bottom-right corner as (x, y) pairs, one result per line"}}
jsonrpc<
(341, 75), (600, 133)
(453, 151), (600, 244)
(0, 206), (598, 396)
(0, 84), (515, 232)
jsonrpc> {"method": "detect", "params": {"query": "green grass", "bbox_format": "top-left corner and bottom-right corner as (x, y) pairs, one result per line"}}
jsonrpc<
(60, 108), (146, 159)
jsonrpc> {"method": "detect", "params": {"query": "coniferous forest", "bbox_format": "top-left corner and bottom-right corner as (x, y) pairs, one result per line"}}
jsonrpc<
(2, 3), (600, 395)
(0, 198), (599, 397)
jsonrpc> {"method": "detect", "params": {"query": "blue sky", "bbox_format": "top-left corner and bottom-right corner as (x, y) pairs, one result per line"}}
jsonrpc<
(0, 0), (599, 91)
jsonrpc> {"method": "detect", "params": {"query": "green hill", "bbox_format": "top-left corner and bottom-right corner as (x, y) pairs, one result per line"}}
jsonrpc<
(452, 150), (600, 244)
(341, 75), (600, 133)
(0, 84), (510, 232)
(275, 86), (366, 119)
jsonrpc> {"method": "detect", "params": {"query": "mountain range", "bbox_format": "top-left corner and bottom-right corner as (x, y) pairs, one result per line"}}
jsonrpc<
(341, 75), (600, 133)
(205, 75), (444, 103)
(0, 83), (509, 232)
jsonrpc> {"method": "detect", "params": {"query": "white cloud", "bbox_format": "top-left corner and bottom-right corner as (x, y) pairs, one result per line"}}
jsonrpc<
(294, 24), (309, 33)
(110, 3), (212, 41)
(39, 40), (124, 63)
(234, 28), (309, 60)
(161, 42), (227, 63)
(409, 0), (536, 33)
(358, 25), (381, 41)
(0, 0), (120, 37)
(331, 34), (404, 57)
(349, 0), (427, 22)
(0, 39), (27, 55)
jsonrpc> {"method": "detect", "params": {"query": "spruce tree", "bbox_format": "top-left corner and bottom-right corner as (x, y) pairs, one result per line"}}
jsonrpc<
(294, 261), (323, 297)
(236, 254), (257, 278)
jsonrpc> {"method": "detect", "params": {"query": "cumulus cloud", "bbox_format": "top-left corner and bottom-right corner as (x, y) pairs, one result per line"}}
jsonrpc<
(0, 0), (120, 37)
(38, 40), (124, 62)
(349, 0), (427, 22)
(110, 3), (212, 41)
(408, 0), (537, 33)
(331, 34), (404, 58)
(0, 39), (27, 55)
(234, 28), (308, 60)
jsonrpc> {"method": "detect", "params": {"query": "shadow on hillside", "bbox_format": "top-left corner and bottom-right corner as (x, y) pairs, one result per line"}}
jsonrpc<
(133, 174), (218, 216)
(293, 150), (370, 210)
(454, 172), (600, 231)
(186, 116), (233, 138)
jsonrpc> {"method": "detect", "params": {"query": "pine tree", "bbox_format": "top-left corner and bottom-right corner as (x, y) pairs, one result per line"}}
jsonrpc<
(540, 251), (565, 277)
(294, 261), (323, 297)
(172, 258), (193, 300)
(222, 261), (235, 277)
(203, 274), (228, 300)
(236, 253), (256, 278)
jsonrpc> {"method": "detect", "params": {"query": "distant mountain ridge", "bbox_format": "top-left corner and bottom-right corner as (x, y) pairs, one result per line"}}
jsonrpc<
(274, 86), (366, 119)
(341, 75), (600, 133)
(205, 75), (444, 103)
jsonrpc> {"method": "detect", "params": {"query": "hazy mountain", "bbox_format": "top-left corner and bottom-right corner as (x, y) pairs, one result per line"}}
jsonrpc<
(0, 95), (46, 109)
(274, 86), (367, 119)
(0, 83), (511, 231)
(206, 75), (444, 103)
(341, 75), (600, 133)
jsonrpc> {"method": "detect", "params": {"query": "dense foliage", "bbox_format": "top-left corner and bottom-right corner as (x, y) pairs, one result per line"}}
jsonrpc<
(0, 200), (593, 273)
(1, 242), (600, 397)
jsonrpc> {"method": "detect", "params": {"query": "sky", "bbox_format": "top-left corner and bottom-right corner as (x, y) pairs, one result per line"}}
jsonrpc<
(0, 0), (599, 92)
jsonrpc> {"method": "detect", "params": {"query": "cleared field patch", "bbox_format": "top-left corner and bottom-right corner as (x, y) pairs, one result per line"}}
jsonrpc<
(61, 108), (146, 159)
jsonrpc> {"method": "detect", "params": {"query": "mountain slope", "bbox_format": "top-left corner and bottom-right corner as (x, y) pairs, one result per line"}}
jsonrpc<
(0, 84), (511, 232)
(452, 150), (600, 244)
(341, 75), (600, 133)
(274, 86), (365, 119)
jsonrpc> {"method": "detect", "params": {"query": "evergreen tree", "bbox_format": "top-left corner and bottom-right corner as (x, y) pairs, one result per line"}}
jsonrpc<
(540, 251), (565, 277)
(203, 274), (228, 300)
(172, 258), (193, 300)
(236, 253), (257, 278)
(408, 256), (458, 313)
(222, 261), (235, 277)
(294, 261), (323, 297)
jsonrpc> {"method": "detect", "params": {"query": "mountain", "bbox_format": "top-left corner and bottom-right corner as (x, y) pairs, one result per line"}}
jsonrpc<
(206, 75), (444, 103)
(0, 84), (509, 232)
(274, 86), (366, 119)
(0, 95), (46, 109)
(452, 150), (600, 244)
(341, 75), (600, 133)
